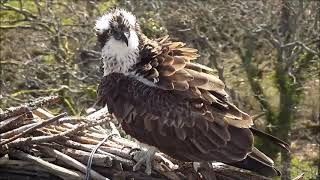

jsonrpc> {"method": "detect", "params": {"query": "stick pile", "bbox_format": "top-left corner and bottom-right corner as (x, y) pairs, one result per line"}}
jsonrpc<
(0, 96), (271, 180)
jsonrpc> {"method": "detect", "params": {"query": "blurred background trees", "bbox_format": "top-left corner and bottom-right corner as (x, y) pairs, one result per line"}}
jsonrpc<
(0, 0), (319, 179)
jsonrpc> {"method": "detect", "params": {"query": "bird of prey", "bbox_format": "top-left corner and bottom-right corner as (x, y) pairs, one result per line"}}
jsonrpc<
(94, 8), (289, 177)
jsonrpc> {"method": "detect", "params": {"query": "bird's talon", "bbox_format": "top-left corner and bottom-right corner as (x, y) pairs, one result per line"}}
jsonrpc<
(131, 147), (156, 175)
(132, 160), (142, 171)
(128, 147), (142, 157)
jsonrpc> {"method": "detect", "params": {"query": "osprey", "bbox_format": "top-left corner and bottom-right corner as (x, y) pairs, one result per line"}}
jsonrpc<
(95, 9), (288, 177)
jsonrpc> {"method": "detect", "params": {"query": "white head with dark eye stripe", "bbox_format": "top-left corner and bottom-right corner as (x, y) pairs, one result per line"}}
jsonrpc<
(95, 9), (140, 76)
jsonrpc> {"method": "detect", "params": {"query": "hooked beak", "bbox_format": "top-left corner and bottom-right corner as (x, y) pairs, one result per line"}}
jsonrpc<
(114, 31), (129, 46)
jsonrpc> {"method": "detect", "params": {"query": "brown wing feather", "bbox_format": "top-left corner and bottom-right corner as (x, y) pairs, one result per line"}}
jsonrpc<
(161, 54), (174, 65)
(134, 35), (253, 128)
(101, 73), (252, 162)
(98, 73), (281, 177)
(169, 69), (194, 82)
(158, 65), (176, 76)
(172, 81), (189, 91)
(171, 56), (186, 70)
(185, 62), (215, 72)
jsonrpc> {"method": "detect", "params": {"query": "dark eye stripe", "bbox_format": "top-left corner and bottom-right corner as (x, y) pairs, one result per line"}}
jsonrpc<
(97, 30), (110, 48)
(97, 16), (132, 48)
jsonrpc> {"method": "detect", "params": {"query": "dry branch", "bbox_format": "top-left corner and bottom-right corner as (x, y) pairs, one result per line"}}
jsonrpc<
(9, 149), (85, 180)
(0, 123), (38, 139)
(0, 115), (25, 133)
(0, 96), (60, 121)
(61, 147), (113, 167)
(0, 113), (66, 146)
(41, 146), (109, 180)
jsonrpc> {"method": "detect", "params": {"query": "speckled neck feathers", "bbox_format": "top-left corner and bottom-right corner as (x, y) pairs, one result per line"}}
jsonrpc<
(101, 43), (139, 76)
(101, 31), (155, 76)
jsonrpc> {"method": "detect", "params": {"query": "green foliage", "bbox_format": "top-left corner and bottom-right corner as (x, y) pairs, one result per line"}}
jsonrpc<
(0, 0), (39, 25)
(7, 0), (39, 12)
(273, 156), (318, 180)
(62, 96), (77, 115)
(43, 54), (55, 65)
(0, 6), (23, 23)
(291, 157), (318, 180)
(61, 17), (75, 25)
(97, 0), (118, 13)
(85, 85), (98, 99)
(261, 73), (280, 111)
(139, 12), (167, 38)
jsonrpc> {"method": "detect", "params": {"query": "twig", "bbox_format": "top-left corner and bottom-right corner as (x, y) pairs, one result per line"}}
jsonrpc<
(97, 146), (133, 161)
(93, 167), (167, 180)
(0, 114), (25, 133)
(59, 139), (134, 166)
(41, 146), (109, 180)
(209, 162), (271, 180)
(292, 173), (304, 180)
(86, 106), (109, 121)
(0, 113), (66, 146)
(281, 41), (318, 55)
(85, 131), (118, 180)
(0, 122), (39, 139)
(61, 147), (113, 167)
(32, 108), (55, 119)
(0, 96), (60, 121)
(7, 116), (111, 148)
(10, 149), (85, 180)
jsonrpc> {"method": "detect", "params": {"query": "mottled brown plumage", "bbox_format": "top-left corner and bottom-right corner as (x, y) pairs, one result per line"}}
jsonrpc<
(95, 9), (289, 177)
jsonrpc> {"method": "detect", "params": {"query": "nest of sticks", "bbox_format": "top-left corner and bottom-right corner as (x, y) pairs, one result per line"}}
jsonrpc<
(0, 96), (272, 180)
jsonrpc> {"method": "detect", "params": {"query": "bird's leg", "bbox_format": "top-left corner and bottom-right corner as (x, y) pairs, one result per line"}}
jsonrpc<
(131, 146), (157, 175)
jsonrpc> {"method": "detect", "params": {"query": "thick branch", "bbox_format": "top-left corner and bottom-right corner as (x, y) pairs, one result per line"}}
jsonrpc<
(0, 96), (60, 121)
(0, 113), (66, 146)
(9, 149), (85, 180)
(41, 146), (109, 180)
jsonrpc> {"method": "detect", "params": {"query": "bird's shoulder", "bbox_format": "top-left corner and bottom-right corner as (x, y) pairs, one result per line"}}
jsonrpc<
(135, 35), (225, 94)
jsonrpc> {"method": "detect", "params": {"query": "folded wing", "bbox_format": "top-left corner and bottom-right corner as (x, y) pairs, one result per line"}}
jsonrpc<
(134, 35), (253, 129)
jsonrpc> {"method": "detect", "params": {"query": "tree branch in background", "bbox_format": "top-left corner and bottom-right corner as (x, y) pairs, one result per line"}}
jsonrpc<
(219, 31), (276, 122)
